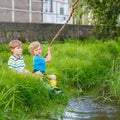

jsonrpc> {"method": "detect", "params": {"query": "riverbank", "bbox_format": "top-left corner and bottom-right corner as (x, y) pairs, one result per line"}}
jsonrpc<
(0, 38), (120, 119)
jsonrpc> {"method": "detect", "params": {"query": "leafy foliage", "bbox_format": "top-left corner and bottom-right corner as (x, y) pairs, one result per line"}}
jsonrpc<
(72, 0), (120, 38)
(86, 0), (120, 38)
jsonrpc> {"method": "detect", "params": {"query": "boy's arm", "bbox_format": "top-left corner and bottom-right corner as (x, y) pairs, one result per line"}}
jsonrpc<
(45, 46), (52, 62)
(8, 57), (15, 70)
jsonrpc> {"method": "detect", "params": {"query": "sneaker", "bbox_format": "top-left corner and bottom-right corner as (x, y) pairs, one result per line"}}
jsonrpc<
(56, 90), (63, 94)
(51, 87), (63, 94)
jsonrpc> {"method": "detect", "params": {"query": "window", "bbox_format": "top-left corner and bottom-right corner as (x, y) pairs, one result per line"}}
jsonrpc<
(60, 7), (64, 15)
(49, 0), (53, 12)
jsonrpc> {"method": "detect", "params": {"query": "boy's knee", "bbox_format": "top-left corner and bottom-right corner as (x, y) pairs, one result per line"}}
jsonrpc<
(23, 69), (31, 74)
(48, 74), (56, 80)
(34, 71), (43, 76)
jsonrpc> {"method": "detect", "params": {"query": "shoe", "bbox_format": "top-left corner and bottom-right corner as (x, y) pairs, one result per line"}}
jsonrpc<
(56, 90), (63, 94)
(51, 87), (63, 94)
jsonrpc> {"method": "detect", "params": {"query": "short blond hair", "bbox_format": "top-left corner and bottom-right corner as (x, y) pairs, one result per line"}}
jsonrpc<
(28, 41), (42, 54)
(9, 40), (22, 54)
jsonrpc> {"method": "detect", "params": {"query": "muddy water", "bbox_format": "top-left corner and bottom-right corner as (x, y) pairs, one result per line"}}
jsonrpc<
(58, 95), (120, 120)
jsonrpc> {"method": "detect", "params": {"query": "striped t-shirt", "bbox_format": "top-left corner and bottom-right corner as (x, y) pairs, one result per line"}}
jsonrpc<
(8, 55), (25, 72)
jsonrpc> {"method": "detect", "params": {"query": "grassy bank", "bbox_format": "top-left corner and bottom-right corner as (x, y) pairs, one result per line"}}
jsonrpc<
(0, 37), (120, 119)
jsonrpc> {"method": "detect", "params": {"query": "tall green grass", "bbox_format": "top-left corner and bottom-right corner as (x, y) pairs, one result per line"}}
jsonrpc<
(0, 38), (120, 119)
(49, 39), (120, 90)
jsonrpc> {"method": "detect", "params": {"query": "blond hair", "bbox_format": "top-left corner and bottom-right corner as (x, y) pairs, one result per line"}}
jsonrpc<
(28, 41), (42, 54)
(9, 40), (22, 54)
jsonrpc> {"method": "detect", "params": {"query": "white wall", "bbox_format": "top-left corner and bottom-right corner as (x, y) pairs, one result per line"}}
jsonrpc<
(43, 0), (73, 24)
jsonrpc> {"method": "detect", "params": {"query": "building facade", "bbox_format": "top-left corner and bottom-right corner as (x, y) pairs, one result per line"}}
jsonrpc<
(0, 0), (73, 24)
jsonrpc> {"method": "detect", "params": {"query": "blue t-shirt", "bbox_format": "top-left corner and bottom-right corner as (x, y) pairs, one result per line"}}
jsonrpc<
(33, 55), (46, 72)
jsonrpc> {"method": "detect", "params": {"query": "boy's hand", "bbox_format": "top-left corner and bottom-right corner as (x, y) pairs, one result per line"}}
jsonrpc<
(48, 46), (52, 52)
(44, 46), (52, 58)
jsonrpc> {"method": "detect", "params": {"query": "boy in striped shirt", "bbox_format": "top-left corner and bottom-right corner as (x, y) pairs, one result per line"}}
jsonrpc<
(8, 40), (30, 74)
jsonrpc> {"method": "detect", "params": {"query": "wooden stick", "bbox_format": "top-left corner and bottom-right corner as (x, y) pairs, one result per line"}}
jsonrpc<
(49, 0), (79, 47)
(44, 0), (79, 57)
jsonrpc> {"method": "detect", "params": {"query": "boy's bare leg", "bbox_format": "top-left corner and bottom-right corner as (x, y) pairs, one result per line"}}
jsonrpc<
(23, 69), (31, 74)
(48, 74), (57, 87)
(34, 71), (44, 77)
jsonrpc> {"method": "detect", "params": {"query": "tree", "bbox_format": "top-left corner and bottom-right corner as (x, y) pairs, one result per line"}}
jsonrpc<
(72, 0), (120, 38)
(86, 0), (120, 38)
(71, 0), (88, 24)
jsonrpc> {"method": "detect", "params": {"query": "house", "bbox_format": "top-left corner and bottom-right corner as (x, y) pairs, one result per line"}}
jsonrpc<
(43, 0), (73, 24)
(0, 0), (73, 24)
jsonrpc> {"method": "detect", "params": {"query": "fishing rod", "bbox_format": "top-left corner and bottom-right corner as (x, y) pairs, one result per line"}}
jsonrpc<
(44, 0), (79, 57)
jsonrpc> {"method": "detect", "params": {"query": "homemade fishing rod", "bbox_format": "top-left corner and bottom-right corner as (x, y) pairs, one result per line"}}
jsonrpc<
(44, 0), (79, 57)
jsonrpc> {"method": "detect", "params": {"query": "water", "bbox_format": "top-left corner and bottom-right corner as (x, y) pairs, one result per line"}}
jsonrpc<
(58, 95), (120, 120)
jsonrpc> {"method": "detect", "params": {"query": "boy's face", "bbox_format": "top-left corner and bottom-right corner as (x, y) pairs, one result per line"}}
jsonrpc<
(12, 46), (23, 57)
(33, 46), (42, 55)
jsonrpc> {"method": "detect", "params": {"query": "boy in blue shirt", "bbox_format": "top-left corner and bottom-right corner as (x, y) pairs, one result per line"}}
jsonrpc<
(28, 41), (60, 90)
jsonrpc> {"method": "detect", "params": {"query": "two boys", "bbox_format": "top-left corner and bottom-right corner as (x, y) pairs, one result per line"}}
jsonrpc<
(8, 39), (62, 93)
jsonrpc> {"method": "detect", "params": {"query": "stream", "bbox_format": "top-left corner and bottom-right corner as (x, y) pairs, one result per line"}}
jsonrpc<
(58, 95), (120, 120)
